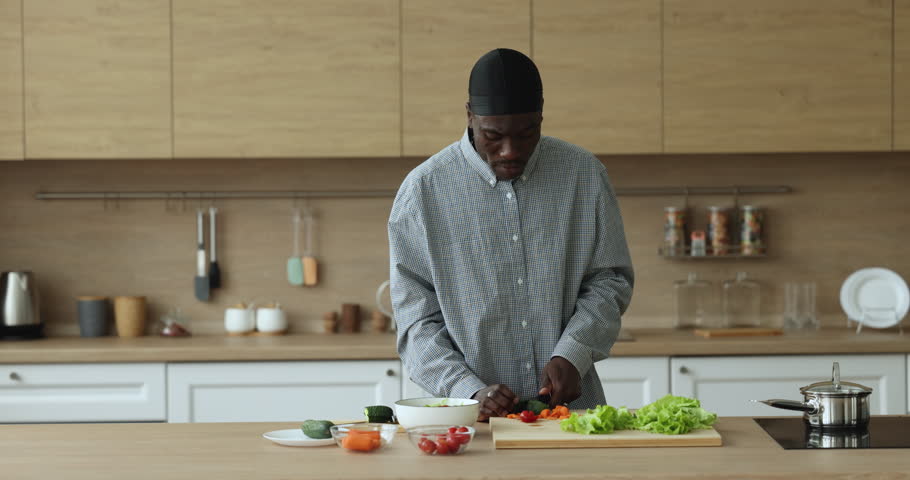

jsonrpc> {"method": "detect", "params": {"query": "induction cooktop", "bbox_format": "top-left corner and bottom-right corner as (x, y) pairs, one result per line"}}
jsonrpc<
(754, 416), (910, 449)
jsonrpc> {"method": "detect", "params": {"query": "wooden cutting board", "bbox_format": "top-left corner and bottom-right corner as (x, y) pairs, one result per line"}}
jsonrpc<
(490, 417), (722, 449)
(694, 327), (783, 338)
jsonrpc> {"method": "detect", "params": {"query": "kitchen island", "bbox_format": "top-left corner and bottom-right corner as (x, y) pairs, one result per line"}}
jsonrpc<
(2, 418), (908, 480)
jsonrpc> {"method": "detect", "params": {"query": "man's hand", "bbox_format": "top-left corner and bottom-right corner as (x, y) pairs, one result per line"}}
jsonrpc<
(472, 384), (519, 421)
(538, 356), (581, 408)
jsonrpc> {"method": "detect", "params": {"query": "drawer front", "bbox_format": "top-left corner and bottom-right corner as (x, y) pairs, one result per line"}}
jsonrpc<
(0, 363), (166, 422)
(167, 361), (401, 423)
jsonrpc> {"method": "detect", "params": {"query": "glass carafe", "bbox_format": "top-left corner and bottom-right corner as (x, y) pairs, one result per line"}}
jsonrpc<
(674, 273), (715, 329)
(722, 272), (762, 328)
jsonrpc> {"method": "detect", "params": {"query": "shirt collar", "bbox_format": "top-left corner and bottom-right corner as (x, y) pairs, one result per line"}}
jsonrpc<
(459, 128), (542, 188)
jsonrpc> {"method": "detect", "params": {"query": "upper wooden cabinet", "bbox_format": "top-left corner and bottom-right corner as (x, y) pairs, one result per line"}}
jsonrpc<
(24, 0), (172, 159)
(896, 0), (910, 151)
(0, 0), (23, 161)
(664, 0), (892, 153)
(402, 1), (530, 157)
(173, 1), (400, 158)
(533, 0), (661, 154)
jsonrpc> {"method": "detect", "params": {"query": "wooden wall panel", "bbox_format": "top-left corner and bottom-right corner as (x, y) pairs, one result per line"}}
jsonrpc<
(0, 0), (23, 160)
(401, 0), (530, 157)
(1, 154), (908, 335)
(534, 0), (661, 154)
(664, 0), (892, 153)
(896, 0), (910, 150)
(23, 0), (172, 159)
(173, 0), (400, 158)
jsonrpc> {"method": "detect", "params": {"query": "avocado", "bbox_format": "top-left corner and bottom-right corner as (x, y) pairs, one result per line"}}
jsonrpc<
(301, 419), (334, 439)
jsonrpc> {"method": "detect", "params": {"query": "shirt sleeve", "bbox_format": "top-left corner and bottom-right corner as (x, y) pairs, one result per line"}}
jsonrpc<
(551, 166), (635, 378)
(389, 186), (488, 400)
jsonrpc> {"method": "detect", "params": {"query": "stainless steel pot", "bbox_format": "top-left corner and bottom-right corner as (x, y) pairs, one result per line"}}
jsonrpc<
(756, 362), (872, 429)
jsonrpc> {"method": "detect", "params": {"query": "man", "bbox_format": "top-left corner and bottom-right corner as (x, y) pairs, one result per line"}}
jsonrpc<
(389, 48), (633, 420)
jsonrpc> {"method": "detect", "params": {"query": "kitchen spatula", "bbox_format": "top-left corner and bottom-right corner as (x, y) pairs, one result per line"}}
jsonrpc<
(302, 207), (318, 287)
(208, 206), (221, 289)
(194, 209), (210, 301)
(287, 209), (304, 286)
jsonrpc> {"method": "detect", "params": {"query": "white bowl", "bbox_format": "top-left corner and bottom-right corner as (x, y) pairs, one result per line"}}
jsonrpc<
(394, 397), (479, 429)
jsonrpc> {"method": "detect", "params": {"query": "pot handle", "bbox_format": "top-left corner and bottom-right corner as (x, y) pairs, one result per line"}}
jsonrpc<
(752, 399), (819, 414)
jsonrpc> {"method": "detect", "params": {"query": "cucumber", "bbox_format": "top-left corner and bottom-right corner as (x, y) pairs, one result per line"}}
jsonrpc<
(301, 419), (334, 439)
(364, 405), (394, 423)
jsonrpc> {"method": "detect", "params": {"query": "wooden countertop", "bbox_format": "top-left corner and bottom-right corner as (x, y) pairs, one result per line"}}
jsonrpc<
(1, 328), (909, 363)
(1, 418), (908, 480)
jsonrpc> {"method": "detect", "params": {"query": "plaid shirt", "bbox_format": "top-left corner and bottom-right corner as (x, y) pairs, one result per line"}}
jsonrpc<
(389, 129), (634, 409)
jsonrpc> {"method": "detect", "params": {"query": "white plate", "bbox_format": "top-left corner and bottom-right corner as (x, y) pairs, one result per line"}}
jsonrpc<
(262, 429), (335, 447)
(839, 268), (910, 328)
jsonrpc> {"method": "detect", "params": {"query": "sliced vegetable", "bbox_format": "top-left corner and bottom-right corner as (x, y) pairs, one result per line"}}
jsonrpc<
(424, 399), (450, 407)
(560, 405), (634, 435)
(341, 430), (382, 452)
(633, 394), (717, 435)
(518, 410), (538, 423)
(526, 399), (549, 415)
(363, 405), (394, 423)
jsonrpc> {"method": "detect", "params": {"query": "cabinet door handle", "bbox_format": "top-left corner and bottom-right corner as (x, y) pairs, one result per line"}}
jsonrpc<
(9, 372), (21, 381)
(678, 366), (689, 374)
(386, 369), (396, 377)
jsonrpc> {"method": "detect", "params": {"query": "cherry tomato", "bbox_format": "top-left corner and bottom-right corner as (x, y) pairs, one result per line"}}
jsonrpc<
(456, 426), (469, 433)
(417, 437), (436, 454)
(435, 439), (451, 455)
(519, 410), (538, 423)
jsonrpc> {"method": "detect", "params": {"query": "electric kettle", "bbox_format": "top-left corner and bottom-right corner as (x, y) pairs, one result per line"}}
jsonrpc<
(1, 271), (43, 339)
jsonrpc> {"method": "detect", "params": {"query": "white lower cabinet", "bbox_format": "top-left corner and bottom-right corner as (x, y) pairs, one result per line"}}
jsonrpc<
(167, 361), (401, 423)
(594, 357), (670, 408)
(0, 363), (166, 423)
(671, 354), (907, 417)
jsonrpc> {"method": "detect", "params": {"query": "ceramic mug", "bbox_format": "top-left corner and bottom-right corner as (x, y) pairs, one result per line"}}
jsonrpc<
(224, 306), (255, 335)
(256, 307), (287, 333)
(113, 296), (147, 337)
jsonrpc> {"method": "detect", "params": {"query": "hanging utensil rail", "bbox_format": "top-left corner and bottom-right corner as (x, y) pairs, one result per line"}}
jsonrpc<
(34, 185), (791, 200)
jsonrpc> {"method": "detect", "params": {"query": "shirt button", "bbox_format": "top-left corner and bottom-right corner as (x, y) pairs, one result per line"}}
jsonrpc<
(517, 278), (523, 285)
(521, 321), (528, 328)
(489, 179), (495, 186)
(506, 192), (513, 199)
(512, 234), (518, 242)
(521, 175), (527, 181)
(526, 363), (532, 370)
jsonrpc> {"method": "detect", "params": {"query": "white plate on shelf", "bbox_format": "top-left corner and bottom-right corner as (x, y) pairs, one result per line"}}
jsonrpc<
(839, 268), (909, 328)
(262, 429), (335, 447)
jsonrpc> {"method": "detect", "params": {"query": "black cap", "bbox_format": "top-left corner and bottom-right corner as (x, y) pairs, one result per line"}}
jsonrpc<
(468, 48), (542, 116)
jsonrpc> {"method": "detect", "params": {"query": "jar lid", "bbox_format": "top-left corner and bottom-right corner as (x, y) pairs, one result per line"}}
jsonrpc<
(800, 362), (873, 396)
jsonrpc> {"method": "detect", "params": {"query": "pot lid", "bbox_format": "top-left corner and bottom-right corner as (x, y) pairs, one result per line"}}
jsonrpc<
(801, 362), (873, 395)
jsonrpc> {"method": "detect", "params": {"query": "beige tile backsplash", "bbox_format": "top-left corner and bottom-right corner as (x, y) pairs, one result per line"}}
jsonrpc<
(1, 151), (908, 336)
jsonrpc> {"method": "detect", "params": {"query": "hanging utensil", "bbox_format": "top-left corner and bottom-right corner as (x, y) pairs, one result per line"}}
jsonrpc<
(208, 206), (221, 289)
(194, 209), (210, 301)
(287, 208), (304, 286)
(303, 207), (318, 287)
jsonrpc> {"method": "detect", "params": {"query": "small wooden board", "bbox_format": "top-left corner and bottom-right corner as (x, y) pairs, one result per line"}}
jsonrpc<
(490, 417), (722, 449)
(694, 328), (783, 338)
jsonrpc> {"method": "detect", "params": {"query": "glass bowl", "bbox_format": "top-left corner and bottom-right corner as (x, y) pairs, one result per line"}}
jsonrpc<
(330, 423), (397, 453)
(406, 425), (475, 455)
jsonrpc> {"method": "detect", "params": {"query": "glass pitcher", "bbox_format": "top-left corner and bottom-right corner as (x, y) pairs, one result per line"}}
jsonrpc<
(674, 273), (716, 329)
(722, 272), (762, 328)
